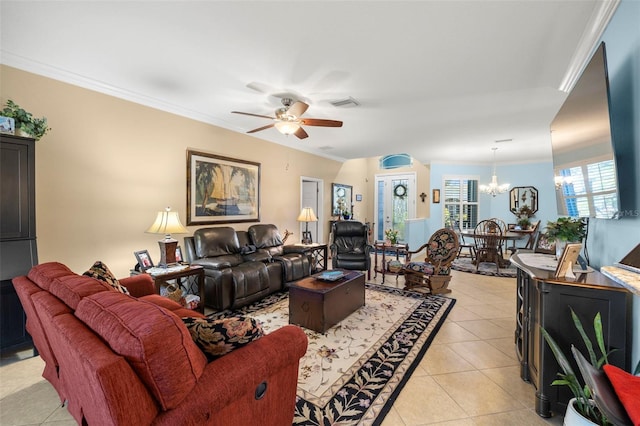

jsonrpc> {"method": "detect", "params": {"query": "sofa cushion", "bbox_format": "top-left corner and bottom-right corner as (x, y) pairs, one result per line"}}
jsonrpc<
(75, 291), (207, 410)
(27, 262), (75, 291)
(182, 316), (264, 360)
(83, 261), (130, 294)
(49, 274), (113, 311)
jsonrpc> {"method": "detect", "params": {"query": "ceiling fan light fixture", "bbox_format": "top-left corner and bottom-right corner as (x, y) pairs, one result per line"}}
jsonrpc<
(274, 120), (301, 135)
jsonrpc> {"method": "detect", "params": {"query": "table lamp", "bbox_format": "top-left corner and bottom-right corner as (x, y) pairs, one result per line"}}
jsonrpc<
(146, 207), (188, 267)
(297, 207), (318, 244)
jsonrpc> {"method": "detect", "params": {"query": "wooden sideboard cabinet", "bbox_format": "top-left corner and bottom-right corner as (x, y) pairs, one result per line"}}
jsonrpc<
(1, 134), (38, 354)
(511, 253), (632, 418)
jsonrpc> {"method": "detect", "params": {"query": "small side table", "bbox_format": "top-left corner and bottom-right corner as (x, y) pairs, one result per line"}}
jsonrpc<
(374, 242), (409, 283)
(293, 243), (328, 273)
(144, 265), (205, 314)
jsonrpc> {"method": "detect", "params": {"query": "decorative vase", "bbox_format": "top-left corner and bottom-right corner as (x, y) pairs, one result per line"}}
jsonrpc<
(563, 398), (598, 426)
(555, 240), (567, 259)
(17, 128), (33, 138)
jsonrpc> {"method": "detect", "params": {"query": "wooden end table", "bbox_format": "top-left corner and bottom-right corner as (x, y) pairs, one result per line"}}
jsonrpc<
(292, 243), (328, 273)
(144, 265), (205, 314)
(374, 241), (408, 283)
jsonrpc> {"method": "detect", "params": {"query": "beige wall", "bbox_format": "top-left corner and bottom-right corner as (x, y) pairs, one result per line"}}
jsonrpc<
(1, 66), (350, 277)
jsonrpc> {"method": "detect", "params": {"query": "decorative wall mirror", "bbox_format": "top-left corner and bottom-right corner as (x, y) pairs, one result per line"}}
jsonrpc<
(510, 186), (539, 215)
(332, 183), (353, 217)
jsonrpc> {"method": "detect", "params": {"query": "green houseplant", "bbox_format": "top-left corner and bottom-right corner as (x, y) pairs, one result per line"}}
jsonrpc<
(1, 99), (51, 140)
(516, 205), (534, 229)
(545, 217), (587, 243)
(540, 308), (611, 425)
(545, 217), (587, 258)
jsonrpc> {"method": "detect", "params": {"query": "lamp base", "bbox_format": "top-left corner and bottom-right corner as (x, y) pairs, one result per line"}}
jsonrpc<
(158, 238), (178, 267)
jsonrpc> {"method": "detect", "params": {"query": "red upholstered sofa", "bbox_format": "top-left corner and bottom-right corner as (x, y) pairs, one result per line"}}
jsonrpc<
(13, 262), (308, 426)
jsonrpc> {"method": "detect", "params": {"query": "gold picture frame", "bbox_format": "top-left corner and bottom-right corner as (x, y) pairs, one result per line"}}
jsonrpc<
(187, 150), (260, 225)
(432, 189), (441, 203)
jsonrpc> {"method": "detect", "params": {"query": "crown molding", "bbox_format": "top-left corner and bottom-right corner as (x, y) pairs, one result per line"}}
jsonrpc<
(558, 0), (620, 93)
(1, 50), (221, 125)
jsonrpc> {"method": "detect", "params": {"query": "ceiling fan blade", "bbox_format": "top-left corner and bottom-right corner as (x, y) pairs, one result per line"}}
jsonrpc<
(231, 111), (275, 120)
(294, 127), (309, 139)
(287, 101), (309, 118)
(247, 123), (275, 133)
(300, 118), (343, 127)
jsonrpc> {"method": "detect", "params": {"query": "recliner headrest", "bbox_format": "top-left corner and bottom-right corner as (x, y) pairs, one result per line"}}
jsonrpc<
(248, 224), (283, 249)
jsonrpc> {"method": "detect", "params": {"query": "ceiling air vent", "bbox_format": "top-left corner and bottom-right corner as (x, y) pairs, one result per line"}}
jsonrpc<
(330, 97), (360, 108)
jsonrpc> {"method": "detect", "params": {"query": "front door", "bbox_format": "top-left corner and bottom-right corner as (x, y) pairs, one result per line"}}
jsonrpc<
(374, 173), (416, 242)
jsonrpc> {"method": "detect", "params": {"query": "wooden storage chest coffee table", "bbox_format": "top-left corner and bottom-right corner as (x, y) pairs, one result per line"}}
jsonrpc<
(288, 270), (365, 333)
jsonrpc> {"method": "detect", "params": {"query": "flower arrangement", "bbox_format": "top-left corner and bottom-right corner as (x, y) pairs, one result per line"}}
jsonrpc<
(385, 229), (398, 245)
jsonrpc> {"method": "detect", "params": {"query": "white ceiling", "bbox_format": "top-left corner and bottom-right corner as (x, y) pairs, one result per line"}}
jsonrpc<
(0, 1), (618, 165)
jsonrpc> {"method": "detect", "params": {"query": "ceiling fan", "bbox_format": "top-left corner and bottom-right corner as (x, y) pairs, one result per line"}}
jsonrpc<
(232, 98), (342, 140)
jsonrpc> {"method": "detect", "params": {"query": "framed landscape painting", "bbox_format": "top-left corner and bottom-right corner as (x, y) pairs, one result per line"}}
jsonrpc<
(187, 150), (260, 225)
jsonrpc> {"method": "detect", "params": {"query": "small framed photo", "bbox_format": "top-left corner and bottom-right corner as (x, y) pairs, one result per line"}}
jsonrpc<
(175, 246), (184, 263)
(134, 250), (154, 271)
(355, 194), (363, 202)
(0, 117), (15, 135)
(554, 243), (582, 279)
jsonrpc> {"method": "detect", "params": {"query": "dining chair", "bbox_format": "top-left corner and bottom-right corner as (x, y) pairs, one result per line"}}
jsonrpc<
(523, 220), (541, 250)
(532, 228), (556, 254)
(473, 219), (504, 272)
(488, 217), (508, 233)
(455, 222), (476, 261)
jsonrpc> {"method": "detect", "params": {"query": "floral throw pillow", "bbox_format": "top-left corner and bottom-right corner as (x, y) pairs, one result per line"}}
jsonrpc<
(182, 316), (264, 360)
(83, 261), (130, 295)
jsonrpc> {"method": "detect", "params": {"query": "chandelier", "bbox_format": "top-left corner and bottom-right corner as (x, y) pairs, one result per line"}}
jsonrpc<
(480, 147), (510, 197)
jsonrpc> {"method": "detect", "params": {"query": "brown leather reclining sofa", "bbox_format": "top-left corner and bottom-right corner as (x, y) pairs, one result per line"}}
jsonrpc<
(184, 224), (311, 311)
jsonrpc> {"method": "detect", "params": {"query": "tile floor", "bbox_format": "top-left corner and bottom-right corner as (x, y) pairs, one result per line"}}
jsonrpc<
(0, 268), (564, 425)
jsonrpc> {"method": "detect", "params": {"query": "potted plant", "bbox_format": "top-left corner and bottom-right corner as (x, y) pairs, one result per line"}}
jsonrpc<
(516, 205), (534, 229)
(1, 99), (51, 140)
(545, 217), (587, 258)
(540, 308), (611, 425)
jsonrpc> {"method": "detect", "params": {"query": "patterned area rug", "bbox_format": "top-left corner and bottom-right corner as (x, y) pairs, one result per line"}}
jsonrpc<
(451, 257), (517, 278)
(210, 283), (454, 425)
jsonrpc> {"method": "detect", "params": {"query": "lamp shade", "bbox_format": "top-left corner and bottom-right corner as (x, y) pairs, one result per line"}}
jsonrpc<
(146, 207), (188, 237)
(145, 207), (188, 267)
(297, 207), (318, 223)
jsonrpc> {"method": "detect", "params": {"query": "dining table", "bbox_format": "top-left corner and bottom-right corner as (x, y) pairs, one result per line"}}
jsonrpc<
(461, 230), (527, 268)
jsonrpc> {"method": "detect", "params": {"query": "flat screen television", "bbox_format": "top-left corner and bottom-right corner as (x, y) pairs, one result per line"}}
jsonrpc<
(550, 42), (620, 219)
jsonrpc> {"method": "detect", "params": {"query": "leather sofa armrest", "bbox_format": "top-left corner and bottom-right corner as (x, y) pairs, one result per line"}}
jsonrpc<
(120, 274), (155, 298)
(184, 236), (197, 262)
(191, 257), (235, 270)
(283, 245), (308, 255)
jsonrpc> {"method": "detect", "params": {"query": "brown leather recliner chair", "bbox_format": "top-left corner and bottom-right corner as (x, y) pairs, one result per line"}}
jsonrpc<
(330, 221), (372, 279)
(248, 224), (311, 284)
